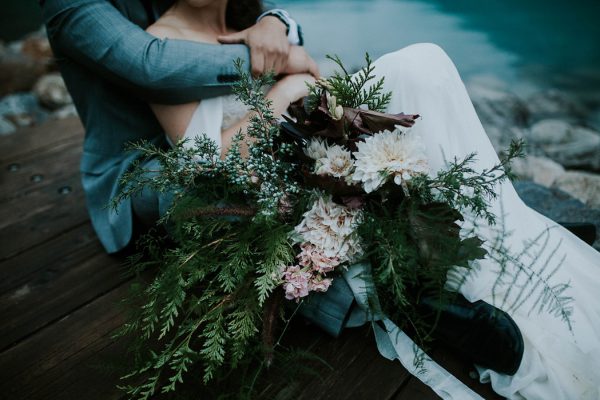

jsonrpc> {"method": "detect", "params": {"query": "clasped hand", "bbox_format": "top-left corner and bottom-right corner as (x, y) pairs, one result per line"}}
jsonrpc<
(217, 15), (320, 79)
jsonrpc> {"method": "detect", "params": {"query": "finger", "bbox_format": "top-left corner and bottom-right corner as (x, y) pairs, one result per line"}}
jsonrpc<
(273, 56), (285, 76)
(277, 42), (290, 73)
(267, 51), (281, 75)
(275, 46), (289, 75)
(217, 31), (247, 44)
(251, 48), (265, 77)
(308, 58), (321, 79)
(261, 50), (274, 75)
(267, 47), (284, 75)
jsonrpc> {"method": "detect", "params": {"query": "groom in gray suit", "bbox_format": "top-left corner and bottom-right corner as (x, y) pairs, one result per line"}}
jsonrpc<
(40, 0), (355, 338)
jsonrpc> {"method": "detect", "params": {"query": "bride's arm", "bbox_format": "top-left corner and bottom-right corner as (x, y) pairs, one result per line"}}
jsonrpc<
(221, 73), (315, 158)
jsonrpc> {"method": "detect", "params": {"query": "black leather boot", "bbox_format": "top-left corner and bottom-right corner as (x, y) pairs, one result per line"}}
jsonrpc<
(417, 293), (524, 375)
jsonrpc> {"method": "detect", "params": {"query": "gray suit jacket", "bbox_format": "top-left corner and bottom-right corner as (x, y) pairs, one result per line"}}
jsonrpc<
(41, 0), (355, 338)
(42, 0), (251, 253)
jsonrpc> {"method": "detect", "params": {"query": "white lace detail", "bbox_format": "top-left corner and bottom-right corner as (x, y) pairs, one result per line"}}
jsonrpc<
(221, 94), (250, 130)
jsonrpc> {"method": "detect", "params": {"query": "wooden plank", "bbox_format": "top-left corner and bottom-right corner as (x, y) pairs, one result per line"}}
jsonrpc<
(285, 324), (410, 400)
(0, 231), (126, 351)
(0, 282), (131, 400)
(0, 172), (89, 260)
(0, 223), (98, 295)
(0, 138), (82, 204)
(428, 347), (504, 400)
(0, 117), (83, 164)
(393, 377), (439, 399)
(389, 346), (505, 400)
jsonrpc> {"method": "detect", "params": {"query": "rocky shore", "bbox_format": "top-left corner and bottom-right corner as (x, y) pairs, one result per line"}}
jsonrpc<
(465, 75), (600, 249)
(0, 27), (75, 135)
(1, 28), (599, 249)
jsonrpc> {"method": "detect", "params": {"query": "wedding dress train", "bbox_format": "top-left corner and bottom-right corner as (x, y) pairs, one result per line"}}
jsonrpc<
(369, 43), (600, 400)
(179, 43), (600, 400)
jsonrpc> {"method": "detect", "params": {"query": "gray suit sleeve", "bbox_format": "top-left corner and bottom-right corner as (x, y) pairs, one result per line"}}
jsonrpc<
(41, 0), (251, 104)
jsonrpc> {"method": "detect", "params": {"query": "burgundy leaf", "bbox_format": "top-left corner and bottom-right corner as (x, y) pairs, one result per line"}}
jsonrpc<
(359, 109), (420, 132)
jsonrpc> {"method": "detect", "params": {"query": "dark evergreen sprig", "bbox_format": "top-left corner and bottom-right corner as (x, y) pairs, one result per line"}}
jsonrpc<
(231, 59), (301, 219)
(113, 59), (304, 399)
(410, 139), (526, 225)
(116, 217), (295, 400)
(307, 53), (392, 112)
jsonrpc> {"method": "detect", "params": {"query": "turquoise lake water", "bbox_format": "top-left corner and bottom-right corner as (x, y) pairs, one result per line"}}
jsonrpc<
(279, 0), (600, 100)
(3, 0), (600, 100)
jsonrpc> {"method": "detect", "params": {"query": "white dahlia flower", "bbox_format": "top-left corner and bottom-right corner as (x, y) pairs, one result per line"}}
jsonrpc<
(315, 144), (354, 178)
(352, 128), (429, 193)
(303, 137), (329, 160)
(294, 196), (362, 262)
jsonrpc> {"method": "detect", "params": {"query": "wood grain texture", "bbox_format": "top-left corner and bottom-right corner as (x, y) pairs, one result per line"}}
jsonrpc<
(0, 282), (131, 400)
(0, 117), (83, 164)
(0, 118), (509, 400)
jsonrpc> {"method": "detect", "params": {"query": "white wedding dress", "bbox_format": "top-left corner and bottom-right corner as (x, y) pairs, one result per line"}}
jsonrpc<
(179, 43), (600, 400)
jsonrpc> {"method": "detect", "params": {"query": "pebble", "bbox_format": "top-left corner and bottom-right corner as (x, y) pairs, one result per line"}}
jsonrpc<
(33, 73), (72, 110)
(0, 116), (16, 135)
(529, 119), (600, 171)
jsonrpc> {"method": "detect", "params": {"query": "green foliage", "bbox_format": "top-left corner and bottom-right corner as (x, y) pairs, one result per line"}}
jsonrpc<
(113, 61), (303, 399)
(307, 53), (392, 112)
(113, 53), (572, 400)
(482, 207), (574, 331)
(116, 217), (295, 400)
(113, 60), (300, 222)
(410, 139), (526, 225)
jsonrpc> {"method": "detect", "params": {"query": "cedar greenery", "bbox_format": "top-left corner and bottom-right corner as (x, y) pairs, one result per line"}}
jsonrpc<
(114, 55), (571, 399)
(306, 53), (391, 112)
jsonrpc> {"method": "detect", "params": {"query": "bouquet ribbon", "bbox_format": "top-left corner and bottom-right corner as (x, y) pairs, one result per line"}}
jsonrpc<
(342, 262), (484, 400)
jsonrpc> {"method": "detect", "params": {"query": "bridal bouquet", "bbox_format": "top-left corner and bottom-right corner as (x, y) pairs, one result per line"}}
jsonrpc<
(114, 55), (524, 399)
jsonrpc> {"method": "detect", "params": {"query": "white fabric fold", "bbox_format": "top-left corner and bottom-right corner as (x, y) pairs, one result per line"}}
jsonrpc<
(182, 96), (223, 151)
(342, 262), (483, 400)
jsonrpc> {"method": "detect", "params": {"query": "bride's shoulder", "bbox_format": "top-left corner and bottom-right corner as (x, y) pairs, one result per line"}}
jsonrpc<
(146, 17), (186, 40)
(146, 17), (219, 44)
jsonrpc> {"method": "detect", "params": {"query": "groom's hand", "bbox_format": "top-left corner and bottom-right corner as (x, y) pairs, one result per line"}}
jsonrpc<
(218, 16), (290, 77)
(284, 46), (320, 78)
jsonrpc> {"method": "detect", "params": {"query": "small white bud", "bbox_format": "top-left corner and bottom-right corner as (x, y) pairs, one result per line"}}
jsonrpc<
(332, 105), (344, 121)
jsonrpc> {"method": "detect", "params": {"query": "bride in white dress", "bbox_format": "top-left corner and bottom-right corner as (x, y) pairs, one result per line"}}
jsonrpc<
(146, 2), (600, 399)
(367, 44), (600, 400)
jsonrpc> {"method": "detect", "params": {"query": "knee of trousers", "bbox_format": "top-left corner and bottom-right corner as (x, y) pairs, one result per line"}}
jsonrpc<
(373, 42), (458, 89)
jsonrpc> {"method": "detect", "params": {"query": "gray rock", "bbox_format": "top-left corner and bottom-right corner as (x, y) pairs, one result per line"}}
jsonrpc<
(0, 116), (16, 135)
(469, 84), (529, 129)
(20, 27), (53, 66)
(528, 119), (600, 171)
(33, 73), (72, 110)
(552, 171), (600, 209)
(0, 47), (46, 96)
(0, 92), (48, 127)
(514, 181), (600, 250)
(0, 93), (38, 117)
(50, 104), (78, 120)
(468, 83), (530, 152)
(483, 125), (528, 154)
(526, 89), (588, 123)
(511, 155), (565, 187)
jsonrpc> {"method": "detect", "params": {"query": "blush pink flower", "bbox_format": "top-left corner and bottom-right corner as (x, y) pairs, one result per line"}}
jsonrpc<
(294, 195), (363, 263)
(280, 265), (312, 301)
(309, 275), (333, 292)
(297, 243), (340, 274)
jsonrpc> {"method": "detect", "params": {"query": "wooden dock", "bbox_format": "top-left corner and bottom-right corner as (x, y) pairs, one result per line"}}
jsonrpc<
(0, 117), (504, 400)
